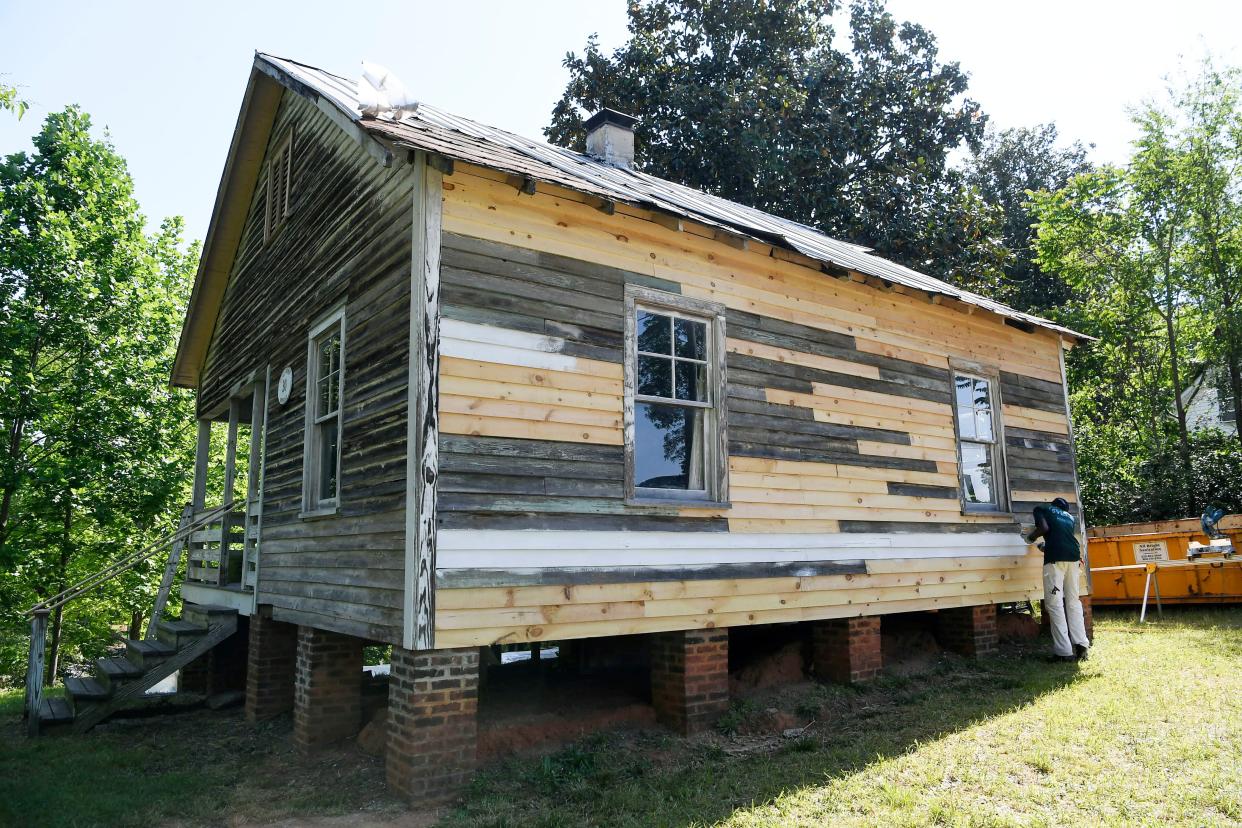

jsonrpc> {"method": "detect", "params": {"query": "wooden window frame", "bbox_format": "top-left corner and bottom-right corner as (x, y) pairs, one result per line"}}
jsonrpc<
(264, 129), (293, 243)
(948, 359), (1012, 515)
(301, 307), (346, 518)
(623, 285), (729, 507)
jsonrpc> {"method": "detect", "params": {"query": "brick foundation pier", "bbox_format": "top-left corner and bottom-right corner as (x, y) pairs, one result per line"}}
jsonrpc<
(293, 626), (363, 750)
(650, 629), (730, 735)
(245, 608), (298, 722)
(937, 604), (998, 658)
(812, 616), (882, 683)
(386, 646), (480, 805)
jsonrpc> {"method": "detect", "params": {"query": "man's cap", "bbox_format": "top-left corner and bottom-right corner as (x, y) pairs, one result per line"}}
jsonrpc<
(1051, 497), (1071, 510)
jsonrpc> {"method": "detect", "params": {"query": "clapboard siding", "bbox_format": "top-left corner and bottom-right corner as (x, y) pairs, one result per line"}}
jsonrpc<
(434, 550), (1044, 646)
(435, 167), (1073, 544)
(196, 90), (414, 644)
(427, 161), (1069, 646)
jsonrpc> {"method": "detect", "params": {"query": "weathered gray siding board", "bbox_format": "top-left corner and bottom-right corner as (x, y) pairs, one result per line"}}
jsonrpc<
(437, 559), (869, 588)
(727, 434), (940, 473)
(727, 352), (953, 405)
(838, 521), (1018, 534)
(887, 482), (959, 499)
(260, 600), (398, 644)
(726, 311), (948, 381)
(439, 512), (730, 532)
(1000, 371), (1066, 413)
(196, 90), (414, 644)
(727, 397), (911, 445)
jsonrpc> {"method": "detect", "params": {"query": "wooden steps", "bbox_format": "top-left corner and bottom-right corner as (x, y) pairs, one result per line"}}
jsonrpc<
(125, 638), (176, 669)
(38, 697), (73, 725)
(39, 603), (239, 733)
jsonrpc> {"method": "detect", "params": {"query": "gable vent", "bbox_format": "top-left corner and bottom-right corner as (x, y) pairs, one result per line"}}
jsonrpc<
(264, 130), (293, 242)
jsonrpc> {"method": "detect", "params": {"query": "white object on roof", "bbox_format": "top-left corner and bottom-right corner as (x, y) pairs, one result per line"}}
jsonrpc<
(358, 61), (419, 118)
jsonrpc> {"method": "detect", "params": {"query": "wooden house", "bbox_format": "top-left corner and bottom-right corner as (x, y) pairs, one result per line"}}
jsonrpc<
(162, 52), (1092, 801)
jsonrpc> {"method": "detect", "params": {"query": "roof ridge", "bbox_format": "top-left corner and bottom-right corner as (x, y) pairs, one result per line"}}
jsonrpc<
(255, 53), (1091, 343)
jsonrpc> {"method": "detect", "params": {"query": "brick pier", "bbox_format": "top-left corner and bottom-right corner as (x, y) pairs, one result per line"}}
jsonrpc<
(245, 608), (298, 722)
(937, 604), (998, 658)
(650, 628), (730, 735)
(812, 616), (882, 683)
(386, 646), (480, 805)
(293, 626), (363, 750)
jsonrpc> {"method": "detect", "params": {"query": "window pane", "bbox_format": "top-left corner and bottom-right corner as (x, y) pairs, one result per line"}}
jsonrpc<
(637, 355), (672, 398)
(674, 360), (706, 402)
(318, 420), (339, 501)
(319, 333), (338, 378)
(960, 442), (995, 505)
(635, 402), (704, 490)
(674, 317), (707, 360)
(955, 375), (974, 409)
(318, 374), (332, 416)
(957, 406), (976, 439)
(973, 378), (991, 410)
(975, 409), (993, 441)
(637, 311), (671, 355)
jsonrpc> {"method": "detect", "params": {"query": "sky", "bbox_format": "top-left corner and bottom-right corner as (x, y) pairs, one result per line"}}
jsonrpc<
(2, 0), (1240, 244)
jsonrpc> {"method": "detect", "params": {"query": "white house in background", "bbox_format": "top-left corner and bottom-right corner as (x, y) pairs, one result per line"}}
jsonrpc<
(1182, 367), (1238, 434)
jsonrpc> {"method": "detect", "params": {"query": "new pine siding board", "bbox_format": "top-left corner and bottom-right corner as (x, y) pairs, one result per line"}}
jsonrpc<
(197, 91), (414, 644)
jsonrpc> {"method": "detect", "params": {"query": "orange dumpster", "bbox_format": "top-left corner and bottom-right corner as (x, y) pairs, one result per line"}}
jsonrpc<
(1087, 515), (1242, 605)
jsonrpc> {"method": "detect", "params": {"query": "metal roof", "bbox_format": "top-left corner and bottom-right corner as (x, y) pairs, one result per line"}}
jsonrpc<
(260, 53), (1090, 343)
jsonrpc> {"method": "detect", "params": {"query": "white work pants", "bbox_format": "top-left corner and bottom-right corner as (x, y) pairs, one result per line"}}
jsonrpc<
(1043, 561), (1090, 657)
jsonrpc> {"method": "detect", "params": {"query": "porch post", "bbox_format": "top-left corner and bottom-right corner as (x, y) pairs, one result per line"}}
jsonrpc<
(221, 399), (240, 585)
(245, 380), (266, 591)
(191, 419), (211, 512)
(25, 609), (48, 738)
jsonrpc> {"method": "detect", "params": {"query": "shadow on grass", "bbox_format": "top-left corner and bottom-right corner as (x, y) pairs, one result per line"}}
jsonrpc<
(0, 706), (403, 828)
(441, 644), (1095, 828)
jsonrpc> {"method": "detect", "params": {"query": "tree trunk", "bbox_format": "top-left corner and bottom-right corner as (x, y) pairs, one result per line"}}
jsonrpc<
(45, 491), (72, 686)
(1161, 280), (1193, 510)
(0, 337), (40, 551)
(46, 604), (64, 688)
(128, 610), (145, 641)
(1228, 351), (1242, 443)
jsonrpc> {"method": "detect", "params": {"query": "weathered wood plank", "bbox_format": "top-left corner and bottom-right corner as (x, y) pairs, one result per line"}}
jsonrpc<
(437, 559), (868, 588)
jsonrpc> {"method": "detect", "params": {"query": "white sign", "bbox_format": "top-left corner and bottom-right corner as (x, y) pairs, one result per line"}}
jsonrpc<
(277, 366), (294, 405)
(1134, 540), (1169, 564)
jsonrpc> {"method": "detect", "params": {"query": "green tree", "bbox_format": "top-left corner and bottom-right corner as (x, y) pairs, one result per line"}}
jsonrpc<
(546, 0), (1007, 288)
(1178, 63), (1242, 443)
(1033, 61), (1242, 524)
(965, 124), (1092, 313)
(0, 107), (197, 682)
(0, 80), (25, 119)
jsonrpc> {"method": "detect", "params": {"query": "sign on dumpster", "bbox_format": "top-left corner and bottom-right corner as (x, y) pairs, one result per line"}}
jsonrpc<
(1133, 540), (1169, 563)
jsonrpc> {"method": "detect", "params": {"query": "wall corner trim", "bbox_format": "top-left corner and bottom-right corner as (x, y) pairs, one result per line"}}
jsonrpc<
(404, 152), (444, 650)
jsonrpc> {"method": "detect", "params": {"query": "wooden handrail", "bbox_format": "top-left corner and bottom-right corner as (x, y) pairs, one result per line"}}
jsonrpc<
(24, 500), (235, 616)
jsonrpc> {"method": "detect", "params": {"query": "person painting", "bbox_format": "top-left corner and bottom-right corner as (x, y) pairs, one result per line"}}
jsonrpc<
(1026, 497), (1090, 662)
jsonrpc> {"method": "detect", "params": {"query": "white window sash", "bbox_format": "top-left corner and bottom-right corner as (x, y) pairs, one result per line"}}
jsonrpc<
(302, 308), (346, 515)
(624, 287), (729, 506)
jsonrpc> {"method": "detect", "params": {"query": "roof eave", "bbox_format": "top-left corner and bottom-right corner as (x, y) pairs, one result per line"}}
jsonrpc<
(171, 53), (396, 390)
(171, 58), (284, 389)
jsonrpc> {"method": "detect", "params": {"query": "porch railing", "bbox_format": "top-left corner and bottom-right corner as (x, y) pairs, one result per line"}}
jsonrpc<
(23, 500), (234, 736)
(185, 507), (247, 586)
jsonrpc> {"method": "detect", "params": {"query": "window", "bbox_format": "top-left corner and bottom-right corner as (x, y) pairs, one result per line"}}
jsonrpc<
(624, 286), (728, 505)
(303, 309), (345, 514)
(264, 130), (293, 242)
(951, 366), (1009, 512)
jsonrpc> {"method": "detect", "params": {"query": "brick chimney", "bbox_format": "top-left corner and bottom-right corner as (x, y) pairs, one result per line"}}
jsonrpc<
(584, 108), (638, 169)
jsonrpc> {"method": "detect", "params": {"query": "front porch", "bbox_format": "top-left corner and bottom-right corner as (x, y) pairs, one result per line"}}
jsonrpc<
(183, 369), (269, 615)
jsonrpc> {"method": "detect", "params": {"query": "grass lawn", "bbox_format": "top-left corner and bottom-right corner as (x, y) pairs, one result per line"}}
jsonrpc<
(2, 607), (1240, 827)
